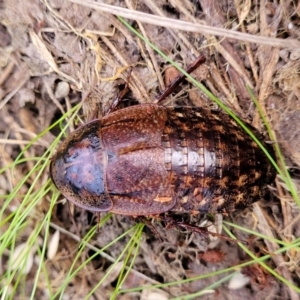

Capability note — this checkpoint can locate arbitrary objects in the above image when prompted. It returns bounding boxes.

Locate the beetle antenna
[154,55,206,104]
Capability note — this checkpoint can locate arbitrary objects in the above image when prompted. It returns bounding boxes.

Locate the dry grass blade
[68,0,300,49]
[29,31,80,87]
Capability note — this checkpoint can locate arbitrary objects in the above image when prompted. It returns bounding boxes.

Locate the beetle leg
[105,67,133,115]
[65,201,83,238]
[96,212,102,233]
[160,214,247,245]
[154,55,206,104]
[136,216,163,242]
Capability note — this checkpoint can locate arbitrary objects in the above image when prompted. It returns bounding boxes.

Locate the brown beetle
[50,56,275,220]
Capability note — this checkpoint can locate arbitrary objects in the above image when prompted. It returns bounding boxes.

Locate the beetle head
[50,121,113,212]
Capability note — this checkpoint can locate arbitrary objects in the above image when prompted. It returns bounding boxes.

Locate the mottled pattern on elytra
[163,107,275,213]
[50,104,275,216]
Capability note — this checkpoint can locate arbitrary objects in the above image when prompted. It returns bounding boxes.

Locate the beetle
[50,56,275,223]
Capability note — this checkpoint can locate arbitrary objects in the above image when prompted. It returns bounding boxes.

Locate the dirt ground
[1,0,300,299]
